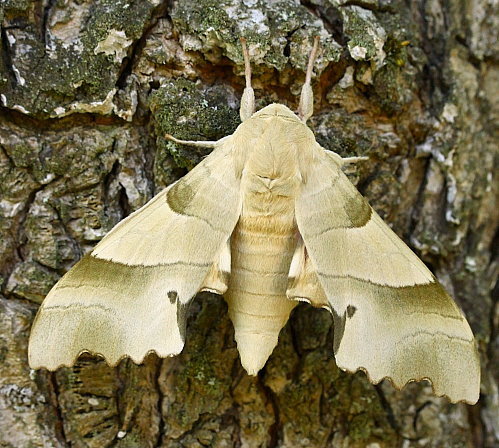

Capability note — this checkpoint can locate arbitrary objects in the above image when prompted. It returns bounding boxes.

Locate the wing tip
[336,364,480,405]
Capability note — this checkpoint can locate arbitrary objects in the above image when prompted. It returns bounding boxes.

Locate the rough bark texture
[0,0,497,447]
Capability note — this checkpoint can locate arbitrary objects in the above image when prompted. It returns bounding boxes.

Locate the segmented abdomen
[225,192,298,374]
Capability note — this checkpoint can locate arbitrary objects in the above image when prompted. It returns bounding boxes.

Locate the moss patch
[1,0,159,117]
[149,79,240,170]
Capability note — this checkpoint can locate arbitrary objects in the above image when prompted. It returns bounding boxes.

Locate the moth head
[251,103,302,121]
[238,102,315,144]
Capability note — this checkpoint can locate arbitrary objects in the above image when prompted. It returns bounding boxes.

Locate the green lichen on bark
[262,307,398,447]
[0,120,152,305]
[149,79,240,170]
[0,0,497,447]
[160,295,238,441]
[341,5,387,67]
[1,0,159,117]
[171,0,341,70]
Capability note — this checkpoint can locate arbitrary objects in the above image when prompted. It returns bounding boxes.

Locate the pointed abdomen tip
[235,331,279,375]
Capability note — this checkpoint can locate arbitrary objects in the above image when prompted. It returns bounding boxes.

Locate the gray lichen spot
[340,5,387,70]
[93,29,133,62]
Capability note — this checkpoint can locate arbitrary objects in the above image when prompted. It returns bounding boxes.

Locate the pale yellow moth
[29,38,480,404]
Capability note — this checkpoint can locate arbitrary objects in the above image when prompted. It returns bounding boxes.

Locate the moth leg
[164,134,217,148]
[324,149,369,166]
[298,36,320,123]
[341,156,369,164]
[239,37,255,121]
[200,239,231,295]
[287,237,330,310]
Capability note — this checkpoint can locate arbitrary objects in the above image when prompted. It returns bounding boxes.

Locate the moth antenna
[164,134,217,148]
[298,36,320,123]
[239,37,255,121]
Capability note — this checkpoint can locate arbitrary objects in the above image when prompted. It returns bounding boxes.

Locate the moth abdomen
[225,191,298,375]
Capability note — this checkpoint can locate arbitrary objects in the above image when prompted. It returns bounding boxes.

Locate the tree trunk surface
[0,0,497,447]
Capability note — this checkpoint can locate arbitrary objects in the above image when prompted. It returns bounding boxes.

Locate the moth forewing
[28,142,243,370]
[293,153,480,404]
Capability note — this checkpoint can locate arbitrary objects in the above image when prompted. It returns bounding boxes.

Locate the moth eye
[168,291,178,304]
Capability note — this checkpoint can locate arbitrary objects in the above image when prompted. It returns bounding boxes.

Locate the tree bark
[0,0,497,447]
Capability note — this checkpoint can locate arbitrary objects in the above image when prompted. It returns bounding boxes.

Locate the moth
[29,38,480,404]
